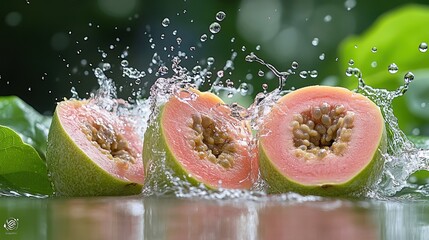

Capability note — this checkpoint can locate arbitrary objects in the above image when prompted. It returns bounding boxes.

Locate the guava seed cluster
[189,114,236,168]
[291,102,355,160]
[82,121,137,165]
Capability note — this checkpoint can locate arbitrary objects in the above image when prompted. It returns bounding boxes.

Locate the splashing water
[88,47,429,201]
[50,9,429,202]
[349,69,429,199]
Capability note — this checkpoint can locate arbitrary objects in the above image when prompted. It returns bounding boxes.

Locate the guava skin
[46,101,143,197]
[258,86,387,197]
[259,130,386,197]
[142,89,258,192]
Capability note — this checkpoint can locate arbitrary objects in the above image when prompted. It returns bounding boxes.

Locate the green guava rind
[142,90,257,191]
[142,104,203,190]
[46,103,143,197]
[259,129,386,197]
[258,87,387,197]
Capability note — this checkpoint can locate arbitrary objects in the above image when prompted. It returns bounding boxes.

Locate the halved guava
[259,85,386,196]
[46,99,144,196]
[143,89,258,190]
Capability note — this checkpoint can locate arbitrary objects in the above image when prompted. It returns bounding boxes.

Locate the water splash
[343,68,429,198]
[57,7,429,202]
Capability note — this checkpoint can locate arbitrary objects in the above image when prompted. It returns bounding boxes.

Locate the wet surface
[0,196,428,240]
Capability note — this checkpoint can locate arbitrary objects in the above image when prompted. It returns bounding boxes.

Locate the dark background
[1,0,428,115]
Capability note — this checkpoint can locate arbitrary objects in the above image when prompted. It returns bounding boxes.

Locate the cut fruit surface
[259,85,386,196]
[143,89,258,190]
[46,99,144,196]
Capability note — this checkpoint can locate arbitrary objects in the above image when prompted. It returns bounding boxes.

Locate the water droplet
[121,60,129,67]
[200,34,208,42]
[240,83,249,95]
[209,22,221,34]
[412,128,421,136]
[388,63,399,74]
[162,18,170,27]
[371,61,377,68]
[256,45,261,51]
[311,38,319,46]
[109,45,115,50]
[299,71,308,78]
[241,46,246,51]
[348,59,355,66]
[176,37,182,45]
[102,63,111,71]
[192,65,202,74]
[345,67,362,79]
[371,47,377,53]
[324,15,332,22]
[158,66,169,75]
[245,53,256,62]
[404,71,414,83]
[217,70,224,78]
[173,30,178,36]
[262,83,268,92]
[94,68,105,78]
[230,37,235,43]
[226,79,234,88]
[190,46,196,51]
[83,36,88,41]
[291,61,299,69]
[258,70,264,77]
[419,42,428,53]
[310,70,318,78]
[206,71,213,79]
[227,92,234,98]
[344,0,356,11]
[216,11,226,21]
[319,53,325,60]
[207,57,215,66]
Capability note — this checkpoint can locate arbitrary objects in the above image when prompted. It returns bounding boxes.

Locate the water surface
[1,196,428,240]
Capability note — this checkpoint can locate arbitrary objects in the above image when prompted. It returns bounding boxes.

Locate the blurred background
[1,0,429,135]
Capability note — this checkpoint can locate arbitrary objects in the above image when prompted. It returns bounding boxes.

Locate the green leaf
[0,126,53,196]
[338,4,429,134]
[0,96,51,159]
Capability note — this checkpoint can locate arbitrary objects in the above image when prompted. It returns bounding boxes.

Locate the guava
[259,85,386,196]
[46,99,144,196]
[143,88,258,190]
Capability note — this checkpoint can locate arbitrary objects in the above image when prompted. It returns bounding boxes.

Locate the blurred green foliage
[0,96,51,158]
[338,5,429,135]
